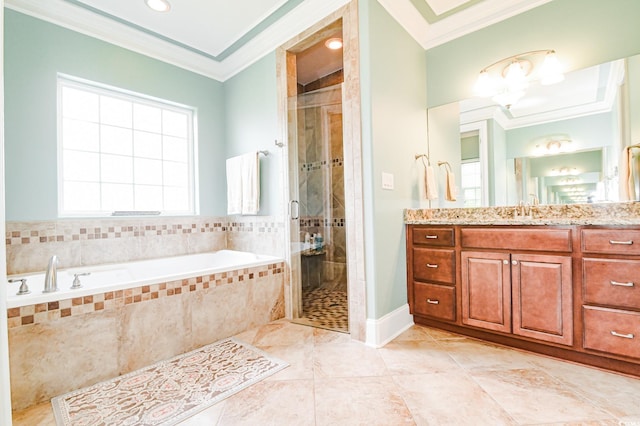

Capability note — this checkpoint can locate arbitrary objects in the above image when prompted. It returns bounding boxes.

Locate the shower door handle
[290,200,300,220]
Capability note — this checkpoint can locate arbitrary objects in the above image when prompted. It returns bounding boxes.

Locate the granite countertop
[404,202,640,226]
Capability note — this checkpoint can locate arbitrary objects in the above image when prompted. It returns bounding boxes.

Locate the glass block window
[58,75,197,216]
[461,160,482,207]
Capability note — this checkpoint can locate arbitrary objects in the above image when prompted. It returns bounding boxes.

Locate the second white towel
[226,151,260,215]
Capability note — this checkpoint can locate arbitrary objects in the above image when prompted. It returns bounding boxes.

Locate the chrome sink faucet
[43,255,59,293]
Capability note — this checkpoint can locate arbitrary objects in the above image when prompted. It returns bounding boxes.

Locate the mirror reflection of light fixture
[145,0,171,12]
[474,50,565,109]
[550,166,579,176]
[533,137,573,156]
[325,38,343,50]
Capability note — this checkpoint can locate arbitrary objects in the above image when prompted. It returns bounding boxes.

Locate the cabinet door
[461,251,511,332]
[511,254,573,345]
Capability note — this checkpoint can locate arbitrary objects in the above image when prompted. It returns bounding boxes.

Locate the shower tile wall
[298,85,346,293]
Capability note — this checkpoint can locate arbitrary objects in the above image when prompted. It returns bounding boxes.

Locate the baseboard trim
[365,304,414,348]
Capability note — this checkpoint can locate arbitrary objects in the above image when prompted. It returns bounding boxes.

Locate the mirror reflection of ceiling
[5,0,552,80]
[460,59,624,130]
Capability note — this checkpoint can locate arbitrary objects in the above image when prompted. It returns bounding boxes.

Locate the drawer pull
[611,331,634,339]
[426,299,440,305]
[610,280,635,287]
[609,240,633,245]
[425,235,438,239]
[426,264,439,268]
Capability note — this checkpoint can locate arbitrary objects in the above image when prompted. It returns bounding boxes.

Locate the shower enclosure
[288,84,348,332]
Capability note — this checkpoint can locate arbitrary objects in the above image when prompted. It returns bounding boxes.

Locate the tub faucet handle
[72,272,91,289]
[9,278,30,295]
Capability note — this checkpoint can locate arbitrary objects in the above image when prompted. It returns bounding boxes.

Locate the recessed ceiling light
[325,38,343,50]
[145,0,171,12]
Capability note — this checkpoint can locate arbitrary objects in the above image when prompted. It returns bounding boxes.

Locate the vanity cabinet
[407,224,640,377]
[407,226,455,321]
[581,229,640,361]
[460,228,573,346]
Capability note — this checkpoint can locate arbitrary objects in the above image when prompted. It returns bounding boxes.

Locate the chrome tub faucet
[43,255,59,293]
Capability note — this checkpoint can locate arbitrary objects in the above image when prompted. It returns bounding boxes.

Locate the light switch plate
[382,172,394,190]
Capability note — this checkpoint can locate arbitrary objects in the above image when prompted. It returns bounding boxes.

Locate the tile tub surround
[7,261,285,410]
[405,201,640,225]
[6,215,285,275]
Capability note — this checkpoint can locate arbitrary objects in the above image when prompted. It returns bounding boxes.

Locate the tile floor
[295,287,349,333]
[12,320,640,425]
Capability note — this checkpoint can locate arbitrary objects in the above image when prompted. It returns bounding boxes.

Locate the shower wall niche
[297,84,346,293]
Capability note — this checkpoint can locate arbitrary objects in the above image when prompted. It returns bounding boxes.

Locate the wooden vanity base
[407,224,640,378]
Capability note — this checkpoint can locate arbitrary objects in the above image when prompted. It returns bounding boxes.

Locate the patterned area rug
[51,338,288,426]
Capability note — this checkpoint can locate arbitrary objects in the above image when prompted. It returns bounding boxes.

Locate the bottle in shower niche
[315,232,323,253]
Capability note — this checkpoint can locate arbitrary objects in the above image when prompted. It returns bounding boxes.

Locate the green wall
[223,53,281,216]
[426,0,640,108]
[359,0,428,319]
[4,10,226,220]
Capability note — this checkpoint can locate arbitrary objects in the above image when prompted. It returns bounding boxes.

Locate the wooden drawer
[582,229,640,255]
[583,306,640,359]
[583,258,640,308]
[413,282,455,321]
[461,228,572,252]
[412,248,455,284]
[412,227,454,247]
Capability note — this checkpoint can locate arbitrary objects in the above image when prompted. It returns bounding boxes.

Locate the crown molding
[5,0,349,82]
[216,0,350,81]
[378,0,552,50]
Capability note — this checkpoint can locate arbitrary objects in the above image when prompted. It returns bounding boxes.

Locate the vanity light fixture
[145,0,171,12]
[532,136,573,157]
[550,166,579,177]
[325,38,343,50]
[474,50,564,109]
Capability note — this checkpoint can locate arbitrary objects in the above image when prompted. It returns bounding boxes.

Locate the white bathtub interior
[7,249,281,308]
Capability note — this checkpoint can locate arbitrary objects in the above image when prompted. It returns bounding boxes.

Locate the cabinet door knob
[611,331,634,339]
[610,280,634,287]
[511,260,518,266]
[426,264,438,268]
[425,235,438,239]
[609,240,633,245]
[503,260,509,265]
[426,299,440,305]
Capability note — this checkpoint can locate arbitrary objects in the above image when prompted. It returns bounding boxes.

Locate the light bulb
[474,70,494,97]
[539,51,564,85]
[145,0,171,12]
[504,60,528,90]
[325,38,343,50]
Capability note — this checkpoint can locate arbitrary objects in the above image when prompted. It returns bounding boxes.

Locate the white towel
[439,162,457,202]
[241,152,260,215]
[226,152,261,215]
[445,169,457,202]
[620,146,635,201]
[421,158,438,200]
[226,155,243,215]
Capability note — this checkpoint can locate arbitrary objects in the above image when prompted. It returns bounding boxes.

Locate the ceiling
[5,0,552,82]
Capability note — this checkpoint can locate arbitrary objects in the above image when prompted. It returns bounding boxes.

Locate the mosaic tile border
[225,221,285,233]
[6,220,226,246]
[6,216,287,247]
[300,157,344,172]
[7,262,284,328]
[300,217,345,227]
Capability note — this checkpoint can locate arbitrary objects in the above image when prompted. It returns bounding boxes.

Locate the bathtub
[6,249,282,309]
[7,248,286,410]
